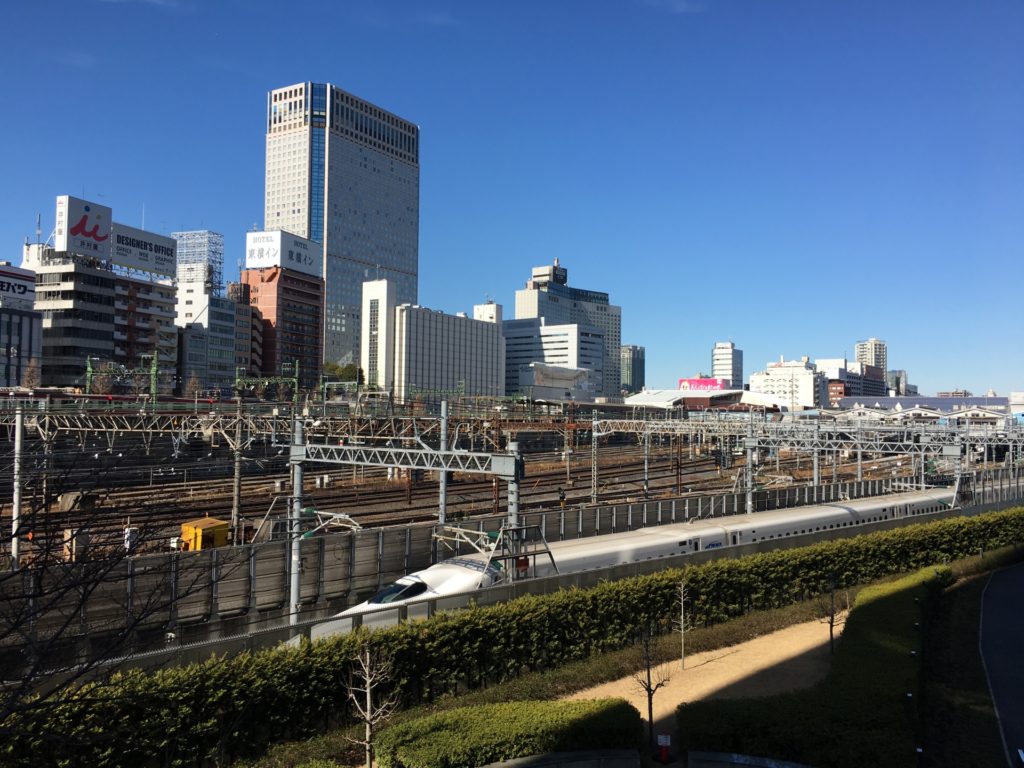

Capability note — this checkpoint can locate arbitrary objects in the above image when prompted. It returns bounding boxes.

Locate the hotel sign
[245,230,322,279]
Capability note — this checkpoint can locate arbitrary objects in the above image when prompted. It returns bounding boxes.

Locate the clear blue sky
[2,0,1021,395]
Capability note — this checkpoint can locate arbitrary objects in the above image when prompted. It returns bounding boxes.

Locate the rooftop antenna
[35,214,42,245]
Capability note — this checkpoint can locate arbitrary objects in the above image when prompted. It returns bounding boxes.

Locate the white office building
[711,341,743,388]
[360,279,397,391]
[265,82,419,366]
[503,318,605,399]
[515,259,620,397]
[748,356,828,410]
[360,280,503,403]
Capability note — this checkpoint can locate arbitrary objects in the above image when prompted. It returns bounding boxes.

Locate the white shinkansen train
[332,487,956,621]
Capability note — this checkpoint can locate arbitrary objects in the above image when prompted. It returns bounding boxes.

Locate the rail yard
[1,395,1023,674]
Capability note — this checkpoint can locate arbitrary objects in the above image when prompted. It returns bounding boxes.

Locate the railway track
[6,442,918,555]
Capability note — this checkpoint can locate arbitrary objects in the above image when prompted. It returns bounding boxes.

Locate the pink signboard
[677,378,728,391]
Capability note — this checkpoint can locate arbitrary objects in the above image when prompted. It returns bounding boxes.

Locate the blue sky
[2,0,1022,395]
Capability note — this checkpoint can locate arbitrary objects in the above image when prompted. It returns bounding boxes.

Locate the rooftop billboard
[678,377,729,391]
[55,196,112,259]
[245,230,322,279]
[110,223,177,276]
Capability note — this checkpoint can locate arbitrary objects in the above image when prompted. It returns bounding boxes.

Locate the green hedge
[675,565,952,767]
[374,699,642,768]
[2,507,1021,767]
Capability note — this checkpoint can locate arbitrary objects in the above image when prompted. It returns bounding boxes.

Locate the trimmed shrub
[374,699,643,768]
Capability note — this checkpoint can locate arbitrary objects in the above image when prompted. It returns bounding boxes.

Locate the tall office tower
[265,82,419,366]
[620,345,645,393]
[515,259,621,397]
[855,337,887,372]
[711,341,743,388]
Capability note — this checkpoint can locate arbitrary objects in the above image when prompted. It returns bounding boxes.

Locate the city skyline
[1,1,1020,395]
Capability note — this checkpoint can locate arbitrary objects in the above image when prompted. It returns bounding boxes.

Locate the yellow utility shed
[180,517,230,551]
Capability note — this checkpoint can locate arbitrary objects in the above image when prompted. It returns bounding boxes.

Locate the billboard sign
[0,266,35,311]
[245,230,322,278]
[678,377,729,391]
[55,195,112,258]
[110,223,177,276]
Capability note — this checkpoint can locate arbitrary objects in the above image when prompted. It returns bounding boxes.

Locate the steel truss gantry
[589,417,1024,506]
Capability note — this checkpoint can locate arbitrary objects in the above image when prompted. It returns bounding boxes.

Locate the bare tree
[20,359,41,389]
[673,574,692,670]
[0,439,229,747]
[89,362,120,396]
[631,621,672,749]
[184,372,202,399]
[346,644,400,768]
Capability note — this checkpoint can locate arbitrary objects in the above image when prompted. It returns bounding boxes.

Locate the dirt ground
[564,617,845,765]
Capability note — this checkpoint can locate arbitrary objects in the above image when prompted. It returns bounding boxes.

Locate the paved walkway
[981,562,1024,768]
[565,618,843,765]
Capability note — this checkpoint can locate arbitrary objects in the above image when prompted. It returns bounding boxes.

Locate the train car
[334,487,956,619]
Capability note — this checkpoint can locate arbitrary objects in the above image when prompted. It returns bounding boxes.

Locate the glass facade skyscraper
[265,82,419,365]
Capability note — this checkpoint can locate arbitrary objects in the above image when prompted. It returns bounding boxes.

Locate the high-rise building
[265,81,419,366]
[711,341,743,388]
[620,345,645,393]
[514,259,621,397]
[855,337,887,372]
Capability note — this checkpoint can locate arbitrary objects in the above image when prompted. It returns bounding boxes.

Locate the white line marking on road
[1017,747,1023,763]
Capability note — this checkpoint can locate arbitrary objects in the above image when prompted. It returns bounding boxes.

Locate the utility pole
[439,400,448,525]
[231,397,243,545]
[11,406,23,570]
[289,413,304,629]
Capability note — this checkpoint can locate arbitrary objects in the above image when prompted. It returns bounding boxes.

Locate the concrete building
[173,230,223,295]
[240,266,323,388]
[748,356,828,410]
[503,318,604,399]
[620,345,645,394]
[177,324,208,395]
[514,259,621,397]
[265,82,419,367]
[711,341,743,388]
[855,337,887,372]
[392,304,504,403]
[0,262,42,387]
[24,196,179,390]
[25,244,116,388]
[227,282,264,376]
[174,230,224,328]
[112,274,177,390]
